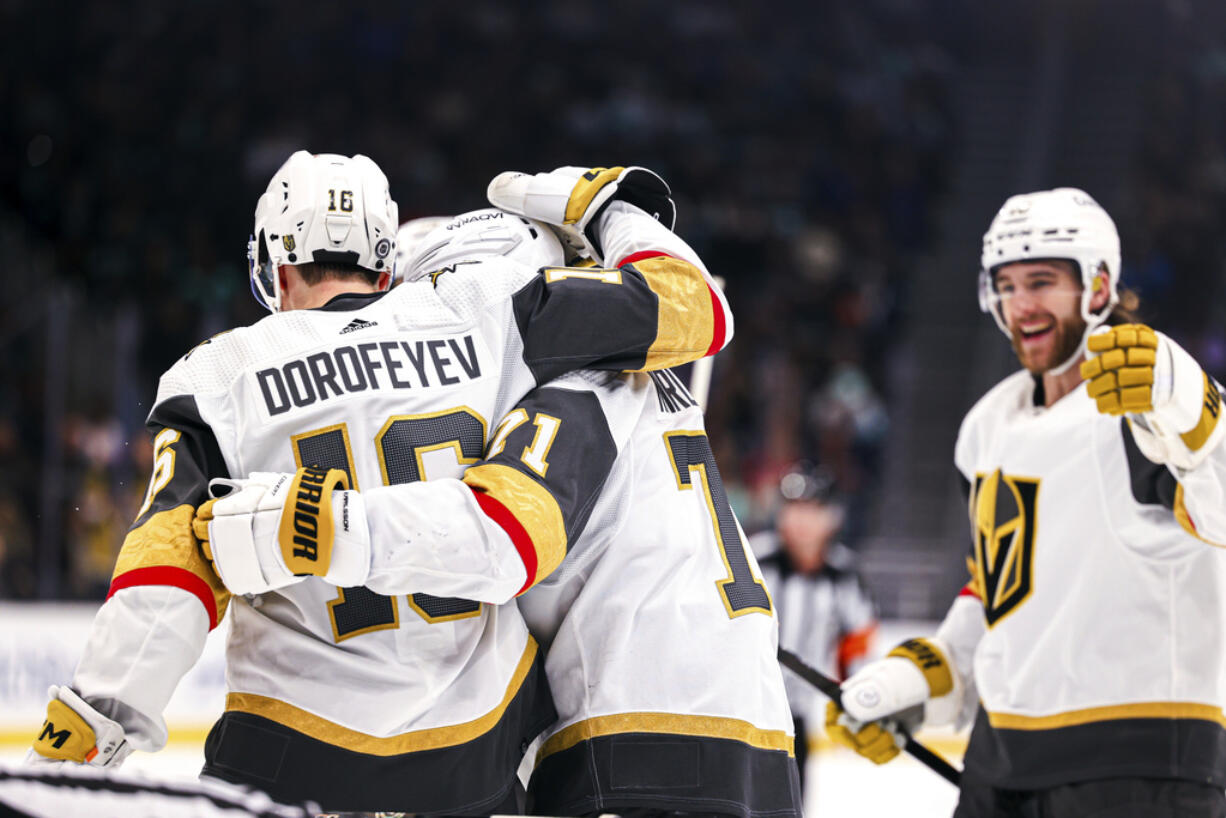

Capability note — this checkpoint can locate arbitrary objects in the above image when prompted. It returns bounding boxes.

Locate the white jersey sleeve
[1172,448,1226,546]
[356,370,645,602]
[71,386,233,751]
[931,593,984,730]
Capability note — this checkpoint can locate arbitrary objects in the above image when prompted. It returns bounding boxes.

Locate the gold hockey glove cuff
[195,468,369,596]
[887,638,954,698]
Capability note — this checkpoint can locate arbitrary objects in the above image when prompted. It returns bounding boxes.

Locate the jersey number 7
[664,431,771,617]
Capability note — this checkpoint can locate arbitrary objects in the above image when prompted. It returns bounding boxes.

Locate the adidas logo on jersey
[340,318,378,335]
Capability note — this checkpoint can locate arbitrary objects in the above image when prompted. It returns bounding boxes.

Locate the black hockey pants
[953,776,1226,818]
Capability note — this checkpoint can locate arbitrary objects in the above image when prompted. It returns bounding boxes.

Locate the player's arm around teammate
[196,368,641,604]
[196,166,735,604]
[29,161,734,771]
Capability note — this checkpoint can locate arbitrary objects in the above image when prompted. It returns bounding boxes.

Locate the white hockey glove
[486,165,675,265]
[192,467,371,596]
[1082,324,1224,470]
[28,686,133,767]
[825,638,961,765]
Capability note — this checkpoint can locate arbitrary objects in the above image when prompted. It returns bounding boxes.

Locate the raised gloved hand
[28,685,132,767]
[193,467,370,595]
[825,638,958,765]
[486,166,675,264]
[1081,324,1223,469]
[1081,324,1160,415]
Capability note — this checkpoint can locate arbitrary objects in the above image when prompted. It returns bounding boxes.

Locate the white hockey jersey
[68,209,733,812]
[345,368,801,817]
[936,368,1226,789]
[518,370,800,817]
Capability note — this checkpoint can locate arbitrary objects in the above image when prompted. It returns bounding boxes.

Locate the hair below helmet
[401,208,565,284]
[248,151,399,312]
[978,187,1121,374]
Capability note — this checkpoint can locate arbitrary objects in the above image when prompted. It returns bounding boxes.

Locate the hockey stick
[777,647,962,786]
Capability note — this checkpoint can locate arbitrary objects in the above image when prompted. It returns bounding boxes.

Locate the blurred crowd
[2,1,1222,600]
[1125,14,1226,375]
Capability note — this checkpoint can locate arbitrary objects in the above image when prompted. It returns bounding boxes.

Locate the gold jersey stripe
[563,167,624,225]
[627,256,716,372]
[112,504,231,621]
[463,463,567,581]
[1179,373,1221,452]
[537,712,794,764]
[987,701,1226,731]
[225,637,539,756]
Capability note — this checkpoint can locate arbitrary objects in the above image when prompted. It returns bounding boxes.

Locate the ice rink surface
[2,741,963,817]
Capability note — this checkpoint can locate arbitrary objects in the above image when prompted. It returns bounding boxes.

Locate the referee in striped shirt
[751,463,878,796]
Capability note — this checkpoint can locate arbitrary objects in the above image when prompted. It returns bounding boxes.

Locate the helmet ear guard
[248,228,280,311]
[249,151,399,312]
[979,188,1121,374]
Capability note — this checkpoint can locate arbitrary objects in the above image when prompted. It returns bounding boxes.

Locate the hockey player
[825,187,1226,817]
[197,182,803,818]
[749,463,876,795]
[28,154,733,814]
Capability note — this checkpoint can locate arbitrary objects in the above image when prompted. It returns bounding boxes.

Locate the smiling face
[992,260,1088,374]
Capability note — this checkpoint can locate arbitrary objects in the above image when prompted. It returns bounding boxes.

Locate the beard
[1010,312,1087,374]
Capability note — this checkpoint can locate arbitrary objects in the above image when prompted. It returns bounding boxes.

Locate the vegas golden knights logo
[969,469,1039,627]
[282,234,296,252]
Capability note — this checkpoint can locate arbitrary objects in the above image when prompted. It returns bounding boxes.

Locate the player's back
[518,369,800,817]
[160,269,551,811]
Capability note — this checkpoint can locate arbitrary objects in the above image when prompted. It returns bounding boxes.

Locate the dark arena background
[3,1,1226,814]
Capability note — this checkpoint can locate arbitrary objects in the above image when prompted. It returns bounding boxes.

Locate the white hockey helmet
[401,208,565,284]
[248,151,399,312]
[393,216,453,285]
[979,187,1121,372]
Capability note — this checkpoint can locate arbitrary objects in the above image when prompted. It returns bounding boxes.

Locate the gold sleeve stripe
[626,255,717,371]
[537,712,794,764]
[225,637,539,755]
[109,504,230,629]
[1173,483,1226,548]
[988,701,1226,731]
[462,463,567,590]
[1179,373,1222,452]
[563,167,624,225]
